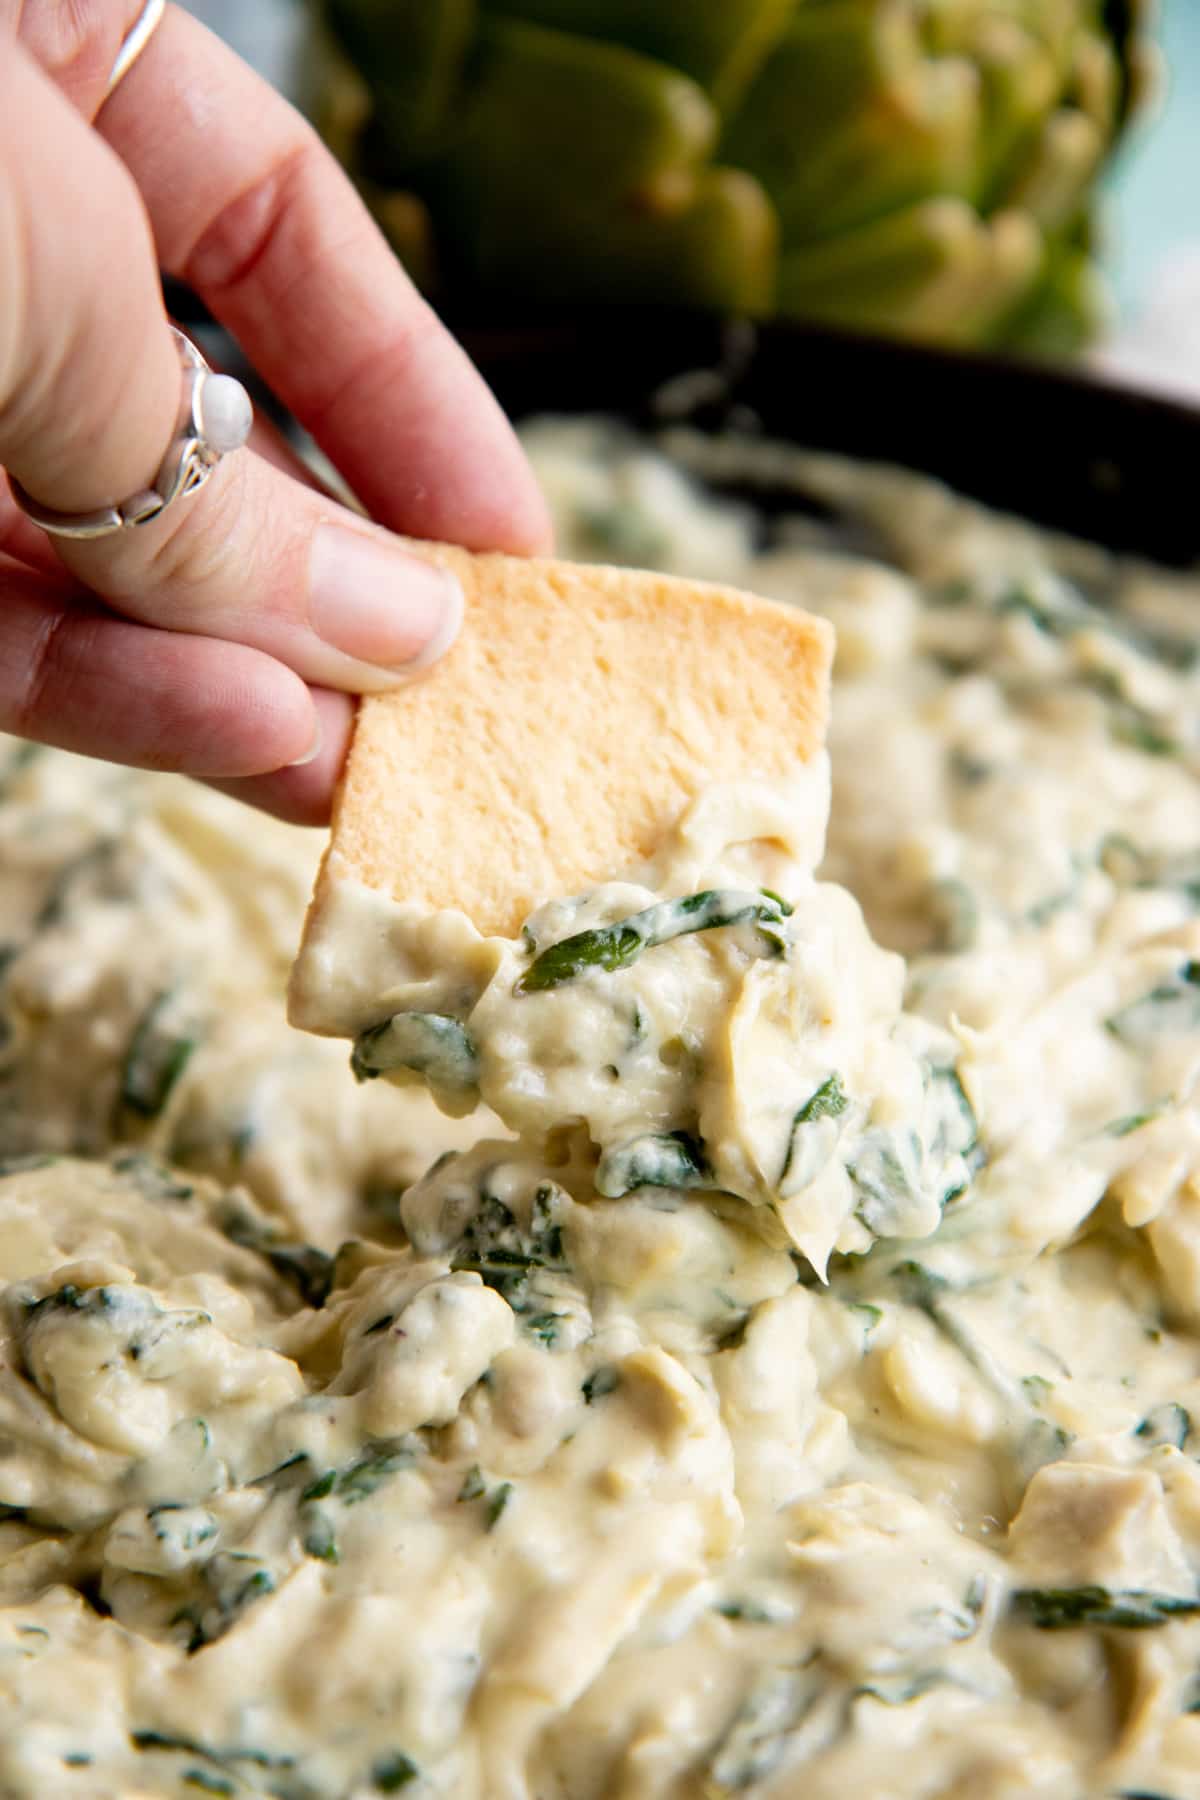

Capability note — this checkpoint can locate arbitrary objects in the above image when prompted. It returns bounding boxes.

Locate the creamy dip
[1,421,1200,1799]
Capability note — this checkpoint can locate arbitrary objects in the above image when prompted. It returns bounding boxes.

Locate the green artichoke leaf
[1001,233,1103,355]
[441,17,717,197]
[551,165,774,313]
[478,0,794,109]
[721,8,982,243]
[325,0,477,163]
[1000,108,1105,234]
[777,197,1042,346]
[422,18,774,309]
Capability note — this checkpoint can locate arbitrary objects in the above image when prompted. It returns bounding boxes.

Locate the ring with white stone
[8,327,253,542]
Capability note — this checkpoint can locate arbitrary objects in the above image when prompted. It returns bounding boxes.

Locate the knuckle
[14,603,88,739]
[136,456,249,597]
[15,0,125,103]
[183,135,320,300]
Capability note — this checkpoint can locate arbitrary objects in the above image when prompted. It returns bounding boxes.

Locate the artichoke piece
[595,1131,711,1198]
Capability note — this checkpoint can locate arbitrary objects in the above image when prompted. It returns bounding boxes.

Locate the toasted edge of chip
[289,541,832,1034]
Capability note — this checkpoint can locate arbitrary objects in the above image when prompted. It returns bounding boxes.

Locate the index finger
[98,6,551,555]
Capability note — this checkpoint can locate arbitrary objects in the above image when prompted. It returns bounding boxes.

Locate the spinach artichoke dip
[2,421,1200,1800]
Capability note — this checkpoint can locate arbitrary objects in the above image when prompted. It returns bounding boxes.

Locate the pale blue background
[1106,2,1200,312]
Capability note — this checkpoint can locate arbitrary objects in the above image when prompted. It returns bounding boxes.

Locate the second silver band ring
[106,0,166,100]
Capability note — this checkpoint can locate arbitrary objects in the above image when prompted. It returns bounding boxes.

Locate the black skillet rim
[450,306,1200,569]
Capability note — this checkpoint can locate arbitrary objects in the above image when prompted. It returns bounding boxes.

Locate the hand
[0,2,551,823]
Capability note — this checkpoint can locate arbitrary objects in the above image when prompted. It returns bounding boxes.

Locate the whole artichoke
[318,0,1156,350]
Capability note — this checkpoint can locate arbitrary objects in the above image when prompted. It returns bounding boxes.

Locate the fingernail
[310,522,464,677]
[287,710,323,768]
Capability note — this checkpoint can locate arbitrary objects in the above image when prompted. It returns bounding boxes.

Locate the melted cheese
[0,424,1199,1798]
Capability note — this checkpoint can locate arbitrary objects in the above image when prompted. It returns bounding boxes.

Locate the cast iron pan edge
[452,307,1200,568]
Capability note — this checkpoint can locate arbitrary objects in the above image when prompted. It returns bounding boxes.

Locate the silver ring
[9,327,253,542]
[105,0,166,100]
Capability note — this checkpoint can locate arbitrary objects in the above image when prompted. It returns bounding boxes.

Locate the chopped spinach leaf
[1106,962,1200,1047]
[713,1597,788,1624]
[1135,1403,1191,1451]
[1101,836,1200,912]
[456,1466,486,1503]
[582,1366,619,1404]
[516,889,791,993]
[0,741,41,795]
[130,1728,297,1786]
[486,1482,513,1530]
[177,1557,275,1651]
[704,1668,821,1793]
[351,1012,479,1100]
[714,1311,752,1351]
[525,1311,563,1347]
[758,889,795,916]
[109,1152,195,1203]
[0,1152,60,1179]
[300,1441,418,1508]
[926,878,978,953]
[1015,1416,1072,1485]
[577,501,668,566]
[1012,1585,1200,1630]
[994,576,1088,639]
[249,1452,308,1491]
[849,1133,924,1235]
[36,839,120,930]
[372,1750,420,1791]
[851,1669,949,1707]
[182,1774,233,1797]
[217,1203,334,1309]
[1081,670,1179,758]
[596,1130,711,1198]
[890,1262,1013,1401]
[22,1281,98,1319]
[793,1073,849,1127]
[450,1184,568,1308]
[847,1301,883,1339]
[947,747,993,786]
[299,1442,419,1569]
[1106,1110,1162,1137]
[302,1511,339,1565]
[119,991,199,1119]
[779,1074,849,1189]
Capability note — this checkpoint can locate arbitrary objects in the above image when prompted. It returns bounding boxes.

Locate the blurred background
[183,0,1198,398]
